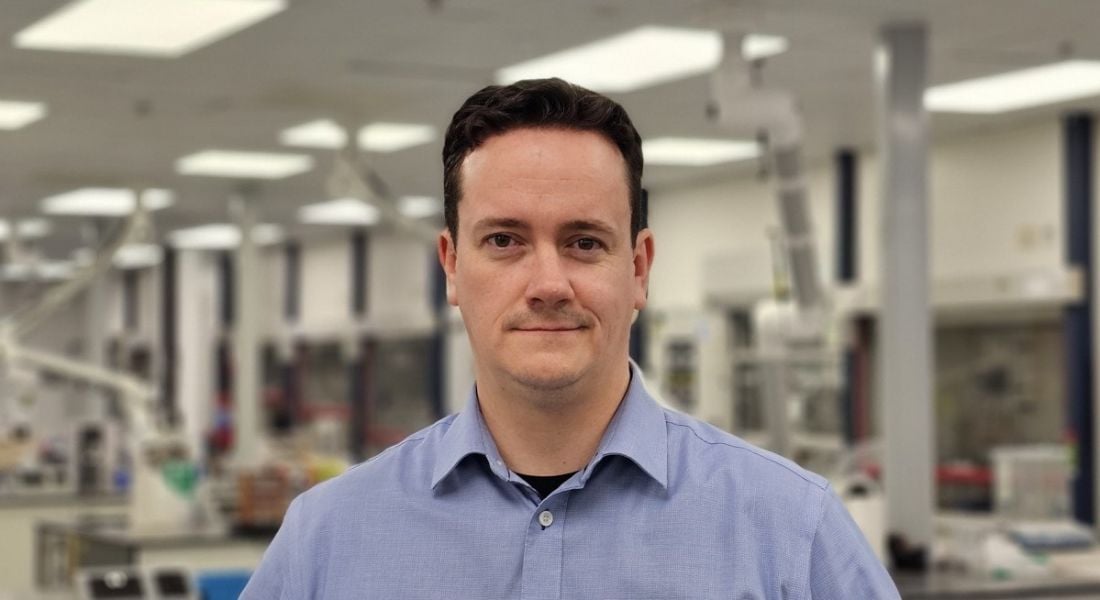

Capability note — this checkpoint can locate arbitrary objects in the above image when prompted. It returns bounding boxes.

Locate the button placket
[520,496,567,599]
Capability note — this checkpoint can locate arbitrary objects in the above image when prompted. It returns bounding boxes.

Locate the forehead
[458,128,630,227]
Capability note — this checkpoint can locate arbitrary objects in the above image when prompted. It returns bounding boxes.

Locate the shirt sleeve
[807,487,900,599]
[240,493,306,600]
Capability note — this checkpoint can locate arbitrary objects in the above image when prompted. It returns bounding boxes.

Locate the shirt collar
[582,360,668,489]
[430,360,668,491]
[430,387,508,489]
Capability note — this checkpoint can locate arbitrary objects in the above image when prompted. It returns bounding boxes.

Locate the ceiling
[2,0,1100,257]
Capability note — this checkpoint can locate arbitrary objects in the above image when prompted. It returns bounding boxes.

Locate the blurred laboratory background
[2,1,1100,598]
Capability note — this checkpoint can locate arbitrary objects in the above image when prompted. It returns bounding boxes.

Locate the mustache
[505,310,593,330]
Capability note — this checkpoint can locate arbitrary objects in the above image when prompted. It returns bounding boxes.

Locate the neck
[476,362,631,476]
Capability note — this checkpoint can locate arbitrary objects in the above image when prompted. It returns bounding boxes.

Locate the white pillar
[877,23,935,551]
[231,195,263,466]
[174,250,216,459]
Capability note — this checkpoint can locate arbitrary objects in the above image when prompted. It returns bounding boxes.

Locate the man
[242,78,899,599]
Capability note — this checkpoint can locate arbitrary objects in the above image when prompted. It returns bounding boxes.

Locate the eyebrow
[471,218,528,234]
[470,217,619,238]
[560,219,617,237]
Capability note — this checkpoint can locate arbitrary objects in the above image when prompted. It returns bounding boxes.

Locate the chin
[505,359,588,392]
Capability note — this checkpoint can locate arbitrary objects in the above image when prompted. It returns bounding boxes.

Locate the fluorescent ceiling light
[496,26,722,93]
[38,261,74,280]
[13,0,286,58]
[358,123,436,153]
[643,137,759,166]
[280,119,436,152]
[176,150,313,179]
[2,261,74,281]
[280,119,347,149]
[399,196,442,219]
[142,188,174,209]
[169,223,281,250]
[0,264,32,281]
[252,224,285,245]
[113,243,163,269]
[0,218,51,241]
[742,34,788,61]
[0,100,47,130]
[300,198,380,226]
[41,187,174,216]
[926,60,1100,113]
[170,224,240,250]
[17,219,52,239]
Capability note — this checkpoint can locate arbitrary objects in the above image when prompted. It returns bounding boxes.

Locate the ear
[631,229,655,311]
[437,229,459,306]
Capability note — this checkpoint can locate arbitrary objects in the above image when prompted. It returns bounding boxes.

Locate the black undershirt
[517,472,577,499]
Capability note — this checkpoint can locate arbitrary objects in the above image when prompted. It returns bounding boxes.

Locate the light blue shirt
[242,365,899,599]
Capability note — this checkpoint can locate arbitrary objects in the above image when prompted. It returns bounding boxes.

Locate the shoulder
[663,407,828,491]
[660,407,830,530]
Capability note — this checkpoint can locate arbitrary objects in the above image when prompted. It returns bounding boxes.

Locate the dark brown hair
[442,78,644,245]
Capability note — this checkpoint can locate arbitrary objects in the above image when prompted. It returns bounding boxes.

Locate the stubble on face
[443,127,649,408]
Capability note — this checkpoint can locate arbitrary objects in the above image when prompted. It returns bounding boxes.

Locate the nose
[524,246,575,309]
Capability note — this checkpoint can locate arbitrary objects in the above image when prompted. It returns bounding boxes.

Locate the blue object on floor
[196,570,252,600]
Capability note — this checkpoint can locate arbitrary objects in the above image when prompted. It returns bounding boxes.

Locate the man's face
[439,127,654,393]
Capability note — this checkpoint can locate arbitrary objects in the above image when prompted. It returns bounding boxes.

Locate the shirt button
[538,510,554,528]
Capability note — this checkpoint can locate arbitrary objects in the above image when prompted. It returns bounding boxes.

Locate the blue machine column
[160,245,177,427]
[1064,112,1095,525]
[876,23,934,560]
[349,230,369,462]
[835,149,859,445]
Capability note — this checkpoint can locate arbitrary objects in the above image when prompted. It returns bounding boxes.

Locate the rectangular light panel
[280,119,347,149]
[17,219,52,239]
[14,0,286,58]
[114,243,163,269]
[398,196,442,219]
[358,123,436,153]
[0,264,31,281]
[41,188,174,216]
[643,137,759,166]
[169,223,282,249]
[169,224,239,250]
[0,100,47,130]
[252,224,285,245]
[1,261,74,281]
[926,60,1100,113]
[39,261,74,280]
[742,34,789,61]
[300,198,380,226]
[496,26,723,93]
[176,150,313,179]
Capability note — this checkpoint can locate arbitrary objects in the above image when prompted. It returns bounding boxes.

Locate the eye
[490,233,515,248]
[572,237,603,251]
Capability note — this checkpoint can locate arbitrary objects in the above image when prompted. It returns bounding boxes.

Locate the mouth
[513,326,586,333]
